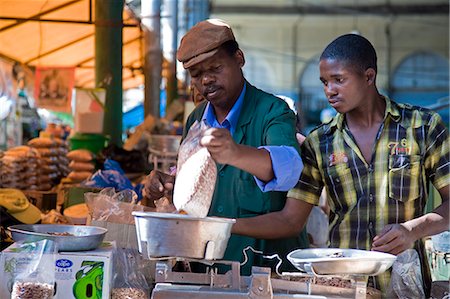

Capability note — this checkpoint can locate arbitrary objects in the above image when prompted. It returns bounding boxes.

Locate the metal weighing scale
[132,213,393,299]
[150,257,372,299]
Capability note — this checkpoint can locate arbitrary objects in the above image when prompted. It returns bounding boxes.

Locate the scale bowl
[287,248,397,276]
[132,211,235,260]
[8,224,107,251]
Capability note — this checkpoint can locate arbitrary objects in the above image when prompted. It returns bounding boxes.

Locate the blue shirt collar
[202,82,246,136]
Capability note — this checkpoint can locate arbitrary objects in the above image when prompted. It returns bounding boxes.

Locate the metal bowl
[148,135,181,154]
[8,224,107,251]
[132,211,235,260]
[287,248,397,276]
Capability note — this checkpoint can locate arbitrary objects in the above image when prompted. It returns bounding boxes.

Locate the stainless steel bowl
[148,135,181,153]
[287,248,397,276]
[8,224,107,251]
[132,211,235,260]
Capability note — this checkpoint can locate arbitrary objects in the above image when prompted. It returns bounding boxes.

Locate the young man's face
[319,58,372,114]
[188,47,245,110]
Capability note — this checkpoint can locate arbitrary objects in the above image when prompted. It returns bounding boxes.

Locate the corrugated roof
[0,0,144,90]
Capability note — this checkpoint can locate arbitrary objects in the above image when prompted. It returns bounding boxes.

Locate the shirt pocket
[388,154,422,202]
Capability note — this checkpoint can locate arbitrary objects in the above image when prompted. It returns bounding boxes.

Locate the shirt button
[368,165,374,173]
[368,222,373,229]
[219,171,224,177]
[217,206,224,213]
[335,178,340,183]
[369,194,374,202]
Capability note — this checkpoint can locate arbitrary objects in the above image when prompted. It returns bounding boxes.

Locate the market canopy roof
[0,0,144,90]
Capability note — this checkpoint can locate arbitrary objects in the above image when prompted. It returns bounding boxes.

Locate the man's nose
[324,83,337,98]
[201,72,215,85]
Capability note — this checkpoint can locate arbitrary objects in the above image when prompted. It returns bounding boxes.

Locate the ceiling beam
[211,4,449,16]
[0,0,83,33]
[0,17,138,27]
[0,53,19,64]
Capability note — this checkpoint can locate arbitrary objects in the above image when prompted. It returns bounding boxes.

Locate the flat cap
[177,19,235,69]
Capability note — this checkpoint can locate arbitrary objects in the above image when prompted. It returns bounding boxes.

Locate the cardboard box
[0,241,115,299]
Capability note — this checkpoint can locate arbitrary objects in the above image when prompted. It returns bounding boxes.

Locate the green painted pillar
[95,0,123,146]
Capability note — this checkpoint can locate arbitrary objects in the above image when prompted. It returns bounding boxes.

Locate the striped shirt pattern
[288,96,450,291]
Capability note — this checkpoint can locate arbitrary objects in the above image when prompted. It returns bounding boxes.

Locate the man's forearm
[405,196,449,241]
[232,198,313,239]
[229,145,274,182]
[233,212,301,239]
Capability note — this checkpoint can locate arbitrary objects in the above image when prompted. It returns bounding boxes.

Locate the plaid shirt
[288,96,450,292]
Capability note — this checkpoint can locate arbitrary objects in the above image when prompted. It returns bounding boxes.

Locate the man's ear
[366,68,376,85]
[235,49,245,67]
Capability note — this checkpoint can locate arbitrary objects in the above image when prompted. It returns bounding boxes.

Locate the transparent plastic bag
[172,120,217,217]
[85,187,148,224]
[111,248,150,299]
[388,249,425,299]
[7,240,57,299]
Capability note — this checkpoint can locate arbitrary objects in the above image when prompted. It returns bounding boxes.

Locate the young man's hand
[296,133,306,146]
[371,223,416,255]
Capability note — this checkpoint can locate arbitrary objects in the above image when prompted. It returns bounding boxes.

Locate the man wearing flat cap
[144,19,308,274]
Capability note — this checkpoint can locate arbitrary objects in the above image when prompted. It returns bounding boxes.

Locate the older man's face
[188,47,245,111]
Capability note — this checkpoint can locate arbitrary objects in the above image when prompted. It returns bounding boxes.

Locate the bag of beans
[69,160,95,172]
[67,149,93,162]
[68,171,92,182]
[111,248,150,299]
[7,240,56,299]
[172,120,217,217]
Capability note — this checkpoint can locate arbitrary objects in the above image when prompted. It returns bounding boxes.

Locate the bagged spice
[172,120,217,217]
[111,248,150,299]
[7,240,57,299]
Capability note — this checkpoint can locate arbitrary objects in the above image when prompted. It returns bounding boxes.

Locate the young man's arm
[372,185,449,255]
[232,197,314,239]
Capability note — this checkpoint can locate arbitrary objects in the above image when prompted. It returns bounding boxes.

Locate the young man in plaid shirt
[233,34,449,297]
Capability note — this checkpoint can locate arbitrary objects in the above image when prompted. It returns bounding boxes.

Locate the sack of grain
[172,121,217,217]
[67,149,93,162]
[67,171,92,182]
[27,137,55,148]
[69,161,95,172]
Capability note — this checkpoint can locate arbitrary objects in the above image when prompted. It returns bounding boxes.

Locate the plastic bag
[388,249,425,299]
[172,120,217,217]
[82,159,143,200]
[85,187,149,224]
[111,248,150,299]
[83,170,133,191]
[6,240,57,299]
[104,159,125,174]
[306,206,328,247]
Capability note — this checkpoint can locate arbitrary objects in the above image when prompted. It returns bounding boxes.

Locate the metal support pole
[95,0,123,145]
[165,0,178,107]
[142,0,162,118]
